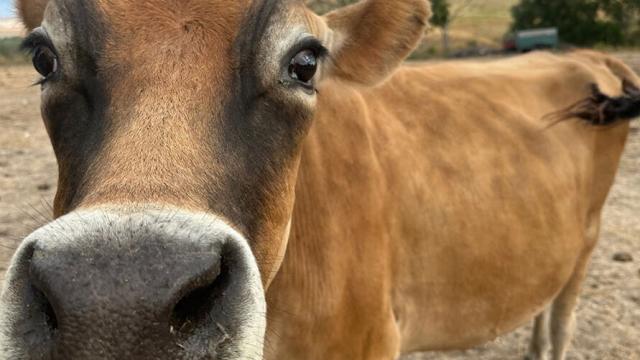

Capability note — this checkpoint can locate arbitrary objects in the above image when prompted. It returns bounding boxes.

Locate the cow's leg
[367,308,402,360]
[549,274,581,360]
[525,308,550,360]
[549,217,601,360]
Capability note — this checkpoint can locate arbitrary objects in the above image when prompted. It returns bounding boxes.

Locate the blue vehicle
[504,28,559,52]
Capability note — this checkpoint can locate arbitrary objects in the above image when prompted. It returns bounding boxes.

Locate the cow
[1,0,639,359]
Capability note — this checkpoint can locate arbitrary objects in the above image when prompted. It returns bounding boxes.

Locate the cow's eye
[32,47,58,79]
[288,49,317,85]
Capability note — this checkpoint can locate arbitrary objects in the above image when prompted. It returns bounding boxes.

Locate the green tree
[430,0,450,28]
[510,0,634,46]
[430,0,474,55]
[601,0,640,45]
[431,0,451,55]
[430,0,451,54]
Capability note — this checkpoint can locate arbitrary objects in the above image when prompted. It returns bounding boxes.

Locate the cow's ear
[16,0,49,30]
[322,0,430,86]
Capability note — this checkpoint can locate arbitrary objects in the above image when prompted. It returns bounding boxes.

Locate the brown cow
[1,0,639,359]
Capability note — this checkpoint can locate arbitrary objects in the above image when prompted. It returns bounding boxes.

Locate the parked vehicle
[504,28,559,52]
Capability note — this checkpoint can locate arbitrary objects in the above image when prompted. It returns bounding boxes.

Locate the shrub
[0,37,28,65]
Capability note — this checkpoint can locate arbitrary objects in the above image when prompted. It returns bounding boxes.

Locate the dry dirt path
[0,58,638,359]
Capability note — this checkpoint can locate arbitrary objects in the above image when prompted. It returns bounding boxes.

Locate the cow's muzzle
[0,207,266,360]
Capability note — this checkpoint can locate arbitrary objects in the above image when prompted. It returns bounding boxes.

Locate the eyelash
[21,31,53,54]
[33,76,47,87]
[21,29,60,85]
[302,43,328,61]
[284,39,328,66]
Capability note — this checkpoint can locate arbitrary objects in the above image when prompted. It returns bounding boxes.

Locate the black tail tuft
[567,80,640,126]
[547,80,640,127]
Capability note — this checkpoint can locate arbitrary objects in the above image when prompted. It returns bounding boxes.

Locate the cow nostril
[170,261,231,335]
[32,286,58,333]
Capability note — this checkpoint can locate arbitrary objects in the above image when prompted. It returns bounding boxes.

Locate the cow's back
[265,52,636,358]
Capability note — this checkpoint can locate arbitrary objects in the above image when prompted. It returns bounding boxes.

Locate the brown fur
[324,0,430,85]
[15,0,48,29]
[13,0,639,358]
[264,51,637,358]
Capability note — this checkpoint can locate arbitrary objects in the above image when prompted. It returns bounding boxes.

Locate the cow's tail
[560,80,640,126]
[546,52,640,127]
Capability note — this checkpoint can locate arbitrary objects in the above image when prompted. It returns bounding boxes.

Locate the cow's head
[0,0,429,358]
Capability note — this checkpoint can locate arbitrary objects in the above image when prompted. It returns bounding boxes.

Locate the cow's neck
[265,78,394,348]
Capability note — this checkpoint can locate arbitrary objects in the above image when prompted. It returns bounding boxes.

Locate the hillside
[418,0,518,56]
[445,0,517,46]
[0,18,22,38]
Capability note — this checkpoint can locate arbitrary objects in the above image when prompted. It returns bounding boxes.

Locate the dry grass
[448,0,518,40]
[420,0,518,56]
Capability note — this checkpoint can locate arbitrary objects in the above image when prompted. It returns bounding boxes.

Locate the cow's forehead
[44,0,294,62]
[40,0,307,114]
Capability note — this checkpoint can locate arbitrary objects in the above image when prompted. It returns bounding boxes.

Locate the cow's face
[0,0,429,358]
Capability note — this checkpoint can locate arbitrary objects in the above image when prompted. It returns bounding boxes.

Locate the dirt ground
[0,56,639,359]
